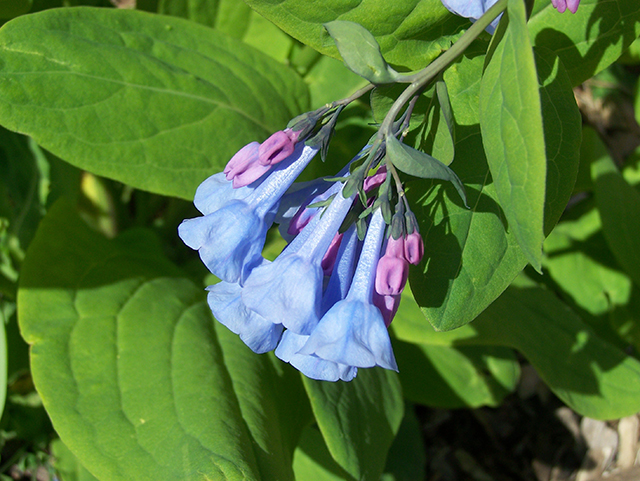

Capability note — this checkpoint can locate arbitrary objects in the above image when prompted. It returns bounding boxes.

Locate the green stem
[379,0,508,139]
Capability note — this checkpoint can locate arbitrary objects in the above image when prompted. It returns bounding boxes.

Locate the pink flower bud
[321,233,344,276]
[373,292,401,327]
[287,204,315,237]
[404,232,424,265]
[363,166,387,192]
[224,142,271,188]
[375,255,409,296]
[385,236,405,259]
[258,130,296,166]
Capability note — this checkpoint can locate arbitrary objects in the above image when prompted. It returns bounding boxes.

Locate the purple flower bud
[375,255,409,296]
[363,166,387,192]
[258,129,297,166]
[321,232,343,276]
[551,0,580,13]
[224,142,271,188]
[372,291,401,327]
[385,236,405,259]
[404,232,424,265]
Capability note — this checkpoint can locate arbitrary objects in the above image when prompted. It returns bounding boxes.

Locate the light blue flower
[298,209,398,372]
[275,330,357,381]
[441,0,502,33]
[179,143,319,283]
[206,272,283,354]
[241,184,356,335]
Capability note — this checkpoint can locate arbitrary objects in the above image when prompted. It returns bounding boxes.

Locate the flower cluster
[179,125,424,381]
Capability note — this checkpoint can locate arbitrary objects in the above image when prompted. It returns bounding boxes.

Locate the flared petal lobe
[207,281,283,354]
[275,330,357,381]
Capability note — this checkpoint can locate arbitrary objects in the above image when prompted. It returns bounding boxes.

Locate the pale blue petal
[193,173,256,215]
[178,200,269,283]
[320,225,359,314]
[275,330,357,381]
[299,299,398,371]
[207,281,283,354]
[242,255,324,335]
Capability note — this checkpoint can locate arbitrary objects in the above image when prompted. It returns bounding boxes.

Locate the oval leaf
[303,368,404,481]
[386,135,467,206]
[592,153,640,289]
[324,20,399,84]
[479,0,546,272]
[0,7,309,200]
[407,41,580,331]
[18,199,309,481]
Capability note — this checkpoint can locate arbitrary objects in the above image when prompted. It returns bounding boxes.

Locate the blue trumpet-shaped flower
[298,209,398,372]
[275,330,357,381]
[206,274,283,354]
[178,143,318,284]
[275,226,362,381]
[241,183,355,335]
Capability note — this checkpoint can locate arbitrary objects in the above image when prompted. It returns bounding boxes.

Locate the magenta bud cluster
[224,129,300,188]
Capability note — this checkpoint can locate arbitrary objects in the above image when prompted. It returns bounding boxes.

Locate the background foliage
[0,0,638,479]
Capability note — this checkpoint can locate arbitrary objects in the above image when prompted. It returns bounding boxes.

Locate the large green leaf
[529,0,640,86]
[18,199,310,481]
[408,45,580,330]
[242,0,468,71]
[0,7,309,200]
[479,0,546,271]
[303,368,403,481]
[393,281,640,419]
[592,153,640,289]
[392,290,519,409]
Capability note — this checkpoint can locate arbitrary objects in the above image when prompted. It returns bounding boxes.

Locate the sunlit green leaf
[479,0,546,271]
[303,368,403,481]
[243,0,467,71]
[0,7,309,200]
[324,20,399,84]
[19,199,309,480]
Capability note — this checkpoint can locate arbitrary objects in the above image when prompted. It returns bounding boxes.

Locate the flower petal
[275,330,357,381]
[299,299,398,371]
[207,281,283,354]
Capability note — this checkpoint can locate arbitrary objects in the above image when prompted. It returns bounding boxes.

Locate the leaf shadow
[533,0,640,85]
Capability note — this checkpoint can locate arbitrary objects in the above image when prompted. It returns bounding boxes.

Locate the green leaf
[479,0,547,271]
[392,290,519,409]
[323,20,399,84]
[51,439,100,481]
[592,153,640,289]
[243,0,468,71]
[395,281,640,419]
[433,80,455,163]
[529,0,640,86]
[386,135,467,205]
[380,405,426,481]
[407,43,580,331]
[293,426,354,481]
[18,199,309,481]
[0,7,309,200]
[474,284,640,420]
[544,203,632,318]
[242,10,295,63]
[0,0,31,19]
[303,368,404,481]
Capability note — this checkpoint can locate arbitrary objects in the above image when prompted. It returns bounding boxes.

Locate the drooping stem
[378,0,508,139]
